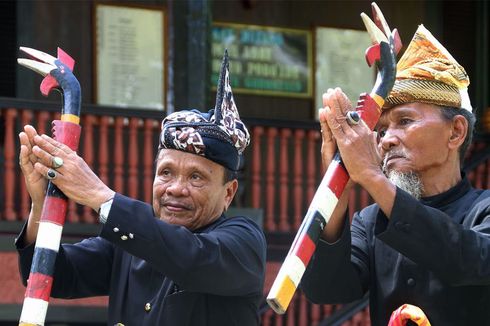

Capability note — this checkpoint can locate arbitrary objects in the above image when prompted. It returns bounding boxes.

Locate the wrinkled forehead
[156,148,225,172]
[377,102,443,127]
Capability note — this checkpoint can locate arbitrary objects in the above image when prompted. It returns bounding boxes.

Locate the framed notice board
[94,3,165,110]
[211,22,313,98]
[315,26,374,119]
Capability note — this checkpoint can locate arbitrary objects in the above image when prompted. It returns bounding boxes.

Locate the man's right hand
[19,125,48,244]
[319,88,354,169]
[319,88,356,243]
[19,125,48,212]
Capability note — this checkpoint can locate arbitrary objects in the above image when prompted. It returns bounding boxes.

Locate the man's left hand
[31,131,115,211]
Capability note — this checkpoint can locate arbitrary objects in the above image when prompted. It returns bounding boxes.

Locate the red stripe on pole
[325,161,349,199]
[293,233,316,266]
[40,197,68,225]
[51,120,81,151]
[358,94,381,129]
[25,272,53,302]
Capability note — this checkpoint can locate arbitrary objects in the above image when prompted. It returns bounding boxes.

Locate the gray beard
[386,170,424,200]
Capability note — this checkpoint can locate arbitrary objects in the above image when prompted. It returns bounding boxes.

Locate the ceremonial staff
[17,47,82,326]
[267,3,402,314]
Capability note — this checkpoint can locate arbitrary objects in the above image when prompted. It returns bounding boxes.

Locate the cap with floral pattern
[159,50,250,171]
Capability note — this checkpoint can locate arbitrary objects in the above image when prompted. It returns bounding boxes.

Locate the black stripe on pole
[31,247,58,276]
[45,182,68,200]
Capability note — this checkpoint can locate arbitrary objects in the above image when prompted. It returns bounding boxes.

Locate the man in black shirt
[302,25,490,325]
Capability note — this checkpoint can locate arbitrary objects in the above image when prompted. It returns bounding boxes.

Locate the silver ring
[52,156,64,169]
[346,111,360,125]
[46,169,57,180]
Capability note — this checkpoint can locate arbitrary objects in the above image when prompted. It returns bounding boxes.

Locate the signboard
[315,27,374,119]
[95,4,165,110]
[211,22,312,98]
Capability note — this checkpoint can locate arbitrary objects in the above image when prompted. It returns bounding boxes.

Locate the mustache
[382,149,407,173]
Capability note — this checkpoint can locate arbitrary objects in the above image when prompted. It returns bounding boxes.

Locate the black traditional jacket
[17,193,266,325]
[302,176,490,325]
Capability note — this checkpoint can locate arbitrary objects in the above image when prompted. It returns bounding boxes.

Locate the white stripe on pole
[19,297,49,326]
[35,222,63,252]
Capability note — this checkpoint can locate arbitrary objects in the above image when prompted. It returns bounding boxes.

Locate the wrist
[97,196,115,224]
[30,203,43,220]
[92,190,116,212]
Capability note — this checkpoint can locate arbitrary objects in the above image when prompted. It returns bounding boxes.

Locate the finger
[333,87,353,112]
[19,132,32,158]
[345,115,370,138]
[33,134,70,156]
[20,131,36,155]
[24,125,42,159]
[345,111,359,125]
[19,131,30,149]
[327,89,349,120]
[19,131,38,165]
[52,156,64,169]
[322,88,337,113]
[329,88,359,130]
[356,117,371,132]
[331,88,365,138]
[324,88,363,140]
[329,88,351,116]
[319,107,333,143]
[324,93,348,134]
[34,162,63,183]
[41,134,73,155]
[32,145,60,169]
[320,107,338,170]
[323,90,342,118]
[19,140,31,165]
[324,106,345,139]
[24,125,39,143]
[19,144,36,175]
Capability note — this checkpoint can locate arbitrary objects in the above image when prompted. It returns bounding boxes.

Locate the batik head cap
[385,24,472,112]
[159,50,250,171]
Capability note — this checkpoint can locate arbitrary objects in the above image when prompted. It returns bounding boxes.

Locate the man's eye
[189,173,206,187]
[377,130,386,138]
[190,173,202,180]
[160,169,171,177]
[399,118,412,125]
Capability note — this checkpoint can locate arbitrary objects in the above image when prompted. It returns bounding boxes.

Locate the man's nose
[379,129,400,152]
[165,177,190,196]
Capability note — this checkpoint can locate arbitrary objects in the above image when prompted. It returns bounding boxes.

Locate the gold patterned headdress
[385,25,472,111]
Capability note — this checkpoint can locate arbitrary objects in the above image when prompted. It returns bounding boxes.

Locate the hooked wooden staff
[17,47,82,326]
[266,2,402,314]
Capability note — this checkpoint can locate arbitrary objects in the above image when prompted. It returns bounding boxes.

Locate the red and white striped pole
[267,2,401,314]
[18,47,82,326]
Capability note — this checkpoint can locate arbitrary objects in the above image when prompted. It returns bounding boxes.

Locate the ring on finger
[52,156,64,169]
[346,111,361,125]
[46,169,57,180]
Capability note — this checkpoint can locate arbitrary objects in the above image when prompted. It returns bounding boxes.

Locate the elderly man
[301,25,490,325]
[16,55,266,325]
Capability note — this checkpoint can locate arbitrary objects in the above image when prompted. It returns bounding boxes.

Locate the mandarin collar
[420,173,471,208]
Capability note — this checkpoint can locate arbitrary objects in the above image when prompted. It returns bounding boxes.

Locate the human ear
[448,115,468,150]
[224,179,238,211]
